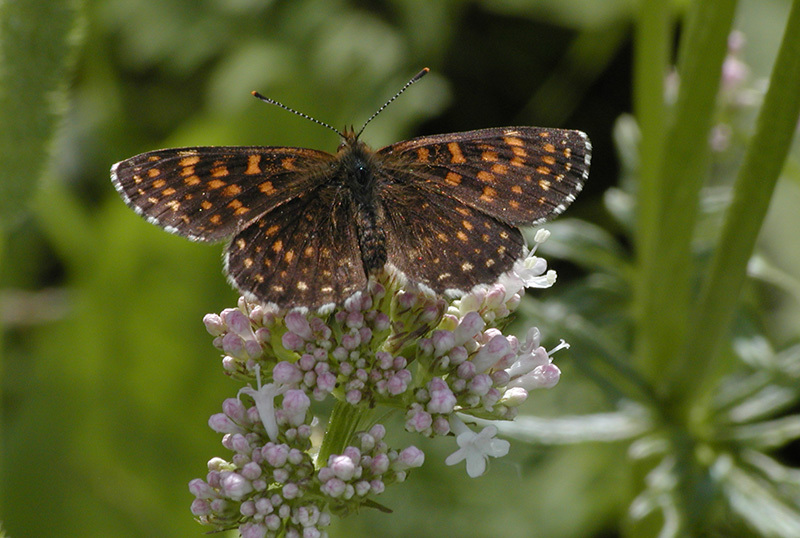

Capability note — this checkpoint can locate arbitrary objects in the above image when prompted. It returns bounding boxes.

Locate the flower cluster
[190,230,568,536]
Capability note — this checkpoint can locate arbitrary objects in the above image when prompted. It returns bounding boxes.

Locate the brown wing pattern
[224,186,367,308]
[111,146,334,242]
[377,174,524,294]
[376,126,591,226]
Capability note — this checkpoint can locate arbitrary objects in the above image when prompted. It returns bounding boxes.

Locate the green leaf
[681,0,800,411]
[0,0,84,228]
[636,0,738,385]
[719,453,800,535]
[494,405,651,444]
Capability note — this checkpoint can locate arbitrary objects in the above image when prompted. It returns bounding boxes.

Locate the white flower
[513,254,556,288]
[498,231,557,294]
[506,332,567,390]
[239,364,288,442]
[444,417,510,477]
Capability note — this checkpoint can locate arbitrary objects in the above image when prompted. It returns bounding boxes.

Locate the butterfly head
[337,126,367,153]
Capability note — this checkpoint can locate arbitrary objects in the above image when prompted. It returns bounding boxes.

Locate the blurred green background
[2,0,800,536]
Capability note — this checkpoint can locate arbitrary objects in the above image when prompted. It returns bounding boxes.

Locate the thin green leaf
[493,403,651,444]
[681,0,800,411]
[717,453,800,536]
[636,0,737,383]
[727,415,800,449]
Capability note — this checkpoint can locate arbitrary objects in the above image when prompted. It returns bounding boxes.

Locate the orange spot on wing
[179,156,200,167]
[223,184,242,197]
[447,142,466,164]
[445,172,462,186]
[479,186,497,202]
[476,171,495,183]
[246,154,262,175]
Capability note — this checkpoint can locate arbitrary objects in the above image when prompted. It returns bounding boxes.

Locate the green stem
[635,0,737,391]
[0,227,5,519]
[633,0,670,262]
[632,0,671,389]
[318,400,370,465]
[680,0,800,417]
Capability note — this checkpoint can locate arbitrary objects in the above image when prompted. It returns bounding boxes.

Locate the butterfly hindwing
[111,146,334,242]
[377,174,524,294]
[377,126,591,227]
[225,185,367,308]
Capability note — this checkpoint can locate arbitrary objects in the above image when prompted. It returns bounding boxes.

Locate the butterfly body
[333,131,388,274]
[112,125,590,309]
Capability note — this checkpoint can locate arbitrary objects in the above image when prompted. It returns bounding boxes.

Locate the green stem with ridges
[632,0,671,401]
[680,0,800,418]
[635,0,737,394]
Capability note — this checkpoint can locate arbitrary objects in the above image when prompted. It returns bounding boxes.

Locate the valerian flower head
[191,230,570,535]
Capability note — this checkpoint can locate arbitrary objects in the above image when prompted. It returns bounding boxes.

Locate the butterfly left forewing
[376,126,590,227]
[111,146,334,242]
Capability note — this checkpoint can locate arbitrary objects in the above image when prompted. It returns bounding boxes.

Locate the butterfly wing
[224,184,367,308]
[374,126,590,293]
[376,126,591,226]
[377,177,524,294]
[111,146,334,242]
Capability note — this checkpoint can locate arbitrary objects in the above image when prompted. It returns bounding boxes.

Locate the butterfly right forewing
[377,127,590,227]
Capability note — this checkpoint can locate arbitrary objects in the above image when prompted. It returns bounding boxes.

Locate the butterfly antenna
[251,91,344,138]
[356,67,430,139]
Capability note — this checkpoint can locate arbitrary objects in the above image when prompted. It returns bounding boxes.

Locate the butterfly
[111,69,591,309]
